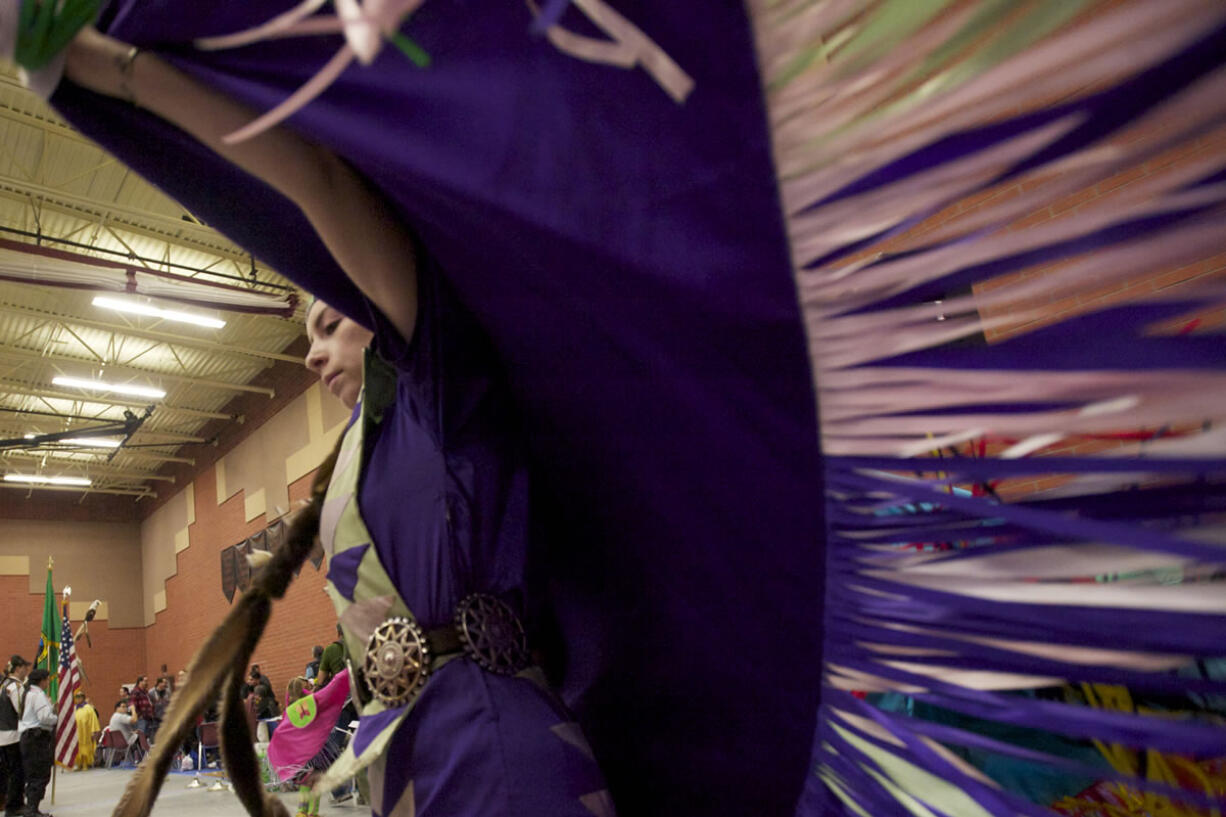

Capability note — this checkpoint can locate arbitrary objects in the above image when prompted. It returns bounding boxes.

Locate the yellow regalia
[73,704,101,769]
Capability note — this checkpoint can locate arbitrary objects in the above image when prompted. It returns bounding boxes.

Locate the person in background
[147,677,170,742]
[311,623,358,802]
[71,693,99,771]
[303,646,323,682]
[58,24,607,816]
[1,656,30,817]
[269,672,352,817]
[240,665,273,701]
[250,686,280,722]
[109,700,138,745]
[18,669,55,817]
[246,684,281,743]
[127,676,153,736]
[314,626,345,689]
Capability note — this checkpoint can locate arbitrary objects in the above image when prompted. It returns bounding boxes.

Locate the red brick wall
[0,575,145,716]
[142,466,337,702]
[0,574,47,678]
[73,619,147,713]
[2,405,339,720]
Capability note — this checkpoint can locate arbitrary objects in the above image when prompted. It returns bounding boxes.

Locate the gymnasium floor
[34,767,371,817]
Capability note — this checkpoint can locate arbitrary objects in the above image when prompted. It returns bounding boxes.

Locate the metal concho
[454,593,529,675]
[363,616,429,707]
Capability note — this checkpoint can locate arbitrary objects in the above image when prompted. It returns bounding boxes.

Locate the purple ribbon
[828,471,1226,563]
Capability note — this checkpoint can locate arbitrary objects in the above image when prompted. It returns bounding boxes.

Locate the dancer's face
[305,299,374,409]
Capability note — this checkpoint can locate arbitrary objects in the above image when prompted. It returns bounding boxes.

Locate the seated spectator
[108,700,138,747]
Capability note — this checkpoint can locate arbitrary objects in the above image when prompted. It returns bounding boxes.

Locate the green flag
[36,564,59,701]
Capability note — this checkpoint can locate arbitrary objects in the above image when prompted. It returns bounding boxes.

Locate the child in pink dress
[268,671,351,817]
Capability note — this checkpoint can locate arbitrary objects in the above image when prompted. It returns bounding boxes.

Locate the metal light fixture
[52,376,167,400]
[92,295,226,329]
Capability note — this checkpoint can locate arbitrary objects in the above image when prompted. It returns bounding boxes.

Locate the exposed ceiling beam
[0,481,153,498]
[0,178,251,263]
[0,345,276,397]
[0,429,195,465]
[0,77,102,145]
[0,411,208,445]
[122,430,209,445]
[0,450,176,482]
[0,378,239,421]
[111,448,195,466]
[35,446,192,466]
[0,303,301,363]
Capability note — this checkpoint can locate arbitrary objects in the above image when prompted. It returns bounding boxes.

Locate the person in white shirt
[17,669,55,817]
[0,656,30,817]
[107,701,137,747]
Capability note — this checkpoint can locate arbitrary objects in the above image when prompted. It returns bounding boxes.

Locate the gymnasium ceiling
[0,71,310,512]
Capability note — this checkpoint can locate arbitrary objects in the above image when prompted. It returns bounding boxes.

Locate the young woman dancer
[45,23,610,817]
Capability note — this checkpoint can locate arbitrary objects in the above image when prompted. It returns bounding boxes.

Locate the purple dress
[49,4,1226,816]
[53,5,828,814]
[349,261,610,816]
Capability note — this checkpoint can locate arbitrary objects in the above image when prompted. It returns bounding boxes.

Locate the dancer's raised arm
[63,27,418,341]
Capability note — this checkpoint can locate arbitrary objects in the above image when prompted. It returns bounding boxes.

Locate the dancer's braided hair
[112,436,344,817]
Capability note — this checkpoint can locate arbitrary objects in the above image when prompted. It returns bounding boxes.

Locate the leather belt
[354,593,530,708]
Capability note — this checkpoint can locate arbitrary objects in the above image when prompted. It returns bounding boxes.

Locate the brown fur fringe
[111,439,342,817]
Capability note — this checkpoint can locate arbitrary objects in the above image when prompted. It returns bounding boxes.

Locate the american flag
[54,599,82,767]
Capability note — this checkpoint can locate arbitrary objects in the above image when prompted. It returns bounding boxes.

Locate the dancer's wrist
[63,26,131,101]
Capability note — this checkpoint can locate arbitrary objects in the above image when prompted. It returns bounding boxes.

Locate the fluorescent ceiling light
[92,296,226,329]
[61,437,122,449]
[4,474,92,486]
[52,376,166,399]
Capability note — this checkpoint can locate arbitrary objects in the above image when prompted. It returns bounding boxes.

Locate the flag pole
[48,557,57,804]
